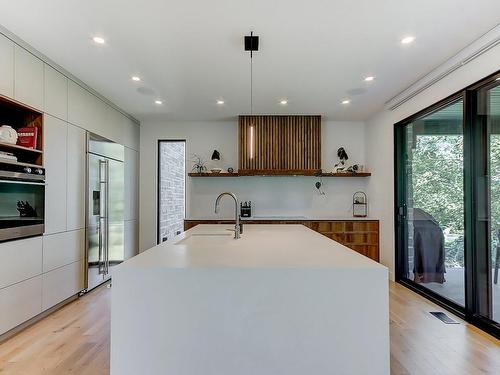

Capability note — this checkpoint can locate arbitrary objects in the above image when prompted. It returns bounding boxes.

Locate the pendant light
[245,31,259,158]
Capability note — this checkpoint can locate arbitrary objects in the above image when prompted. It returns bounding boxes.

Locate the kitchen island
[111,224,389,375]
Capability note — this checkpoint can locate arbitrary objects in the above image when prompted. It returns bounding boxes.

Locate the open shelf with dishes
[0,96,43,166]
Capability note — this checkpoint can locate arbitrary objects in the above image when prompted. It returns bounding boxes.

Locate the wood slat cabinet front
[238,115,321,175]
[305,221,379,261]
[184,219,379,262]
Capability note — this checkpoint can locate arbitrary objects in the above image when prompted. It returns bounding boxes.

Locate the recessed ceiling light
[280,99,288,105]
[341,100,350,105]
[217,100,225,105]
[364,76,375,82]
[401,36,415,45]
[131,76,141,82]
[92,36,106,44]
[155,100,163,105]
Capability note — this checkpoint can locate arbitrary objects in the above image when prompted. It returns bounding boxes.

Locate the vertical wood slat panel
[238,115,321,174]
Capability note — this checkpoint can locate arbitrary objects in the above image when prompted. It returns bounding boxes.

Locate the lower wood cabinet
[184,219,380,262]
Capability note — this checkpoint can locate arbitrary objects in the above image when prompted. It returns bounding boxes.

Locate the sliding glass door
[395,71,500,338]
[476,81,500,324]
[397,98,465,308]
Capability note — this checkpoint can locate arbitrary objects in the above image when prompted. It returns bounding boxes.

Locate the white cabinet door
[67,124,86,230]
[44,64,68,120]
[42,260,84,311]
[43,229,85,273]
[0,276,42,335]
[0,237,42,289]
[122,115,140,151]
[124,148,139,221]
[14,45,44,110]
[44,115,67,234]
[124,220,139,260]
[68,80,88,128]
[0,34,14,98]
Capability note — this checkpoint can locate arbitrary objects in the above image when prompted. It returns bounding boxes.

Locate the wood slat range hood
[238,115,321,176]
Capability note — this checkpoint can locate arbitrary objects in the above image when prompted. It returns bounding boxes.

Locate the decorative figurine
[334,147,349,173]
[0,125,18,144]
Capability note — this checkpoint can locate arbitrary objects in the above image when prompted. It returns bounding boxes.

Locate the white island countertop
[184,216,378,221]
[111,224,389,375]
[121,224,383,269]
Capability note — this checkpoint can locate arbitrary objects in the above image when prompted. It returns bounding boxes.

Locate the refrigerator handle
[98,159,107,275]
[104,159,110,275]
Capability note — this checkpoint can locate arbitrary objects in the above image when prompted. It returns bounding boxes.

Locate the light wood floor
[0,281,499,375]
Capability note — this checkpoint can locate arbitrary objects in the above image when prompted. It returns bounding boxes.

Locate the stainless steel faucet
[214,192,241,239]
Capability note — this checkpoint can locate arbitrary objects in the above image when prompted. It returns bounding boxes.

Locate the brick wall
[159,141,185,242]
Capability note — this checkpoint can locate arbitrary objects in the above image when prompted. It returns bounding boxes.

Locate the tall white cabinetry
[0,34,14,98]
[0,30,140,337]
[14,45,44,110]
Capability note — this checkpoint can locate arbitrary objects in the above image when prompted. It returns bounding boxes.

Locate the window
[157,140,186,243]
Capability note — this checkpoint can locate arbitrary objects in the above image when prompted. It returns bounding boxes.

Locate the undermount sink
[175,233,233,245]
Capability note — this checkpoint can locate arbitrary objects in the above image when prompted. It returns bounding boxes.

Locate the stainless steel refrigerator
[86,133,125,291]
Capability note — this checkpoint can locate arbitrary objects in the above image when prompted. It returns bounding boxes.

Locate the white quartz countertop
[119,224,386,270]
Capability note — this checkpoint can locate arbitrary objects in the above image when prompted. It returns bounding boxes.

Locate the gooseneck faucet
[214,192,241,239]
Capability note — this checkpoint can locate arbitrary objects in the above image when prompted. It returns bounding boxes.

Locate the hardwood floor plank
[0,281,498,374]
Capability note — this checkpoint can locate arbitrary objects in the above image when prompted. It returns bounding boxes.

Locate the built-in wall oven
[0,162,45,242]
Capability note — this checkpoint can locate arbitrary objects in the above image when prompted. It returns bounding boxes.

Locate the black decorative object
[346,164,359,173]
[17,201,37,217]
[315,170,325,195]
[352,191,367,217]
[334,147,349,172]
[240,201,252,217]
[211,150,221,160]
[227,167,234,173]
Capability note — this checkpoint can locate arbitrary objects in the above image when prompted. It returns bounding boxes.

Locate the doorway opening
[157,140,186,244]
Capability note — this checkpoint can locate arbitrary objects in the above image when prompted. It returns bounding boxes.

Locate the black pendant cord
[250,31,253,116]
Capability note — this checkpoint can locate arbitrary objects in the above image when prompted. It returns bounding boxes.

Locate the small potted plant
[191,154,208,174]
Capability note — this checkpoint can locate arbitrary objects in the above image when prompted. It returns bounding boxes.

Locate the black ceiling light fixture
[211,150,221,160]
[245,31,259,159]
[245,31,259,117]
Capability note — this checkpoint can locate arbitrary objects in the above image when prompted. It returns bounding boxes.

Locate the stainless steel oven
[0,162,45,242]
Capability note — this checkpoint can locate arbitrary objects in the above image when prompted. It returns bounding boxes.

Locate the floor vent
[429,311,459,324]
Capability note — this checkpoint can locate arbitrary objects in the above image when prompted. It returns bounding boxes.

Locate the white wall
[365,42,500,279]
[140,120,367,251]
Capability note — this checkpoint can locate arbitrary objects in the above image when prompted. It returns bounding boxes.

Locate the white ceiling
[1,0,499,122]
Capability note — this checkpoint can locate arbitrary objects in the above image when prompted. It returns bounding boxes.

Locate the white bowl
[211,168,222,174]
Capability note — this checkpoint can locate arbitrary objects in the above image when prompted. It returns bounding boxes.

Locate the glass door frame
[394,70,500,339]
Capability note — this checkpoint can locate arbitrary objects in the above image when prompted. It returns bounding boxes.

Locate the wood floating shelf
[188,173,240,177]
[188,172,371,177]
[0,158,43,169]
[0,142,43,154]
[321,172,371,177]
